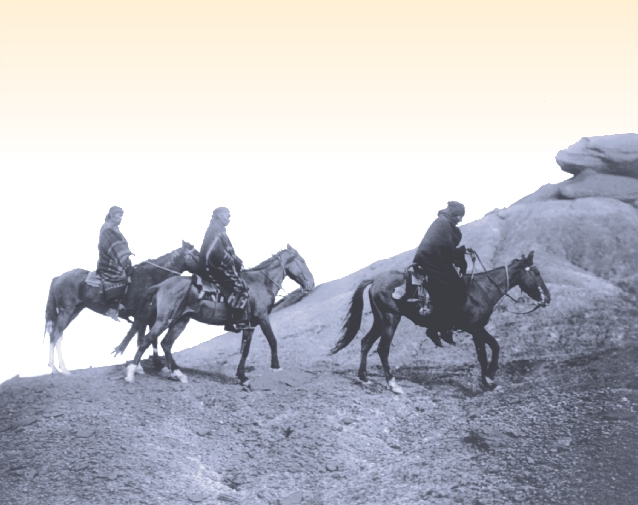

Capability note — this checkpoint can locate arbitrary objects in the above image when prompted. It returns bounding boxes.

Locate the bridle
[259,251,292,295]
[468,251,546,314]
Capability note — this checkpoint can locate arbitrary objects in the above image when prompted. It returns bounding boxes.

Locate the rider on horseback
[413,201,469,346]
[97,206,134,321]
[198,207,252,333]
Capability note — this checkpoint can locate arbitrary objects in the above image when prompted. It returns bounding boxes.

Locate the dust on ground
[2,321,638,505]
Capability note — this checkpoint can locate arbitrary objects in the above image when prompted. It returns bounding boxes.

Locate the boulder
[558,173,638,202]
[556,133,638,178]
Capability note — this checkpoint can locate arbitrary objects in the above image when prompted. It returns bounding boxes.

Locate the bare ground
[2,302,638,505]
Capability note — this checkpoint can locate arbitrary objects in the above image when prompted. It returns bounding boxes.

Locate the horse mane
[466,257,524,279]
[248,249,287,271]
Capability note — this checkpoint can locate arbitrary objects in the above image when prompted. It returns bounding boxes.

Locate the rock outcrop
[555,133,638,177]
[518,133,638,207]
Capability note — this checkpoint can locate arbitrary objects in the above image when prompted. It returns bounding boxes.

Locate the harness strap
[467,250,543,314]
[259,252,290,296]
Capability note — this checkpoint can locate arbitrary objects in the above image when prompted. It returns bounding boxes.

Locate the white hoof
[125,364,136,383]
[135,364,145,375]
[485,377,496,387]
[60,368,71,376]
[388,377,404,395]
[242,380,251,388]
[272,367,283,373]
[172,369,188,383]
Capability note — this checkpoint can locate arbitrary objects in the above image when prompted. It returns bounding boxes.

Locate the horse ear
[182,240,186,247]
[528,251,535,262]
[287,244,292,251]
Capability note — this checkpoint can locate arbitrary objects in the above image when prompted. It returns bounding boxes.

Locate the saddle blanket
[85,271,102,288]
[84,271,127,294]
[192,274,223,301]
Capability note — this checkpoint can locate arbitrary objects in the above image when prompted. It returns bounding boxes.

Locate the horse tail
[329,279,374,355]
[44,278,59,341]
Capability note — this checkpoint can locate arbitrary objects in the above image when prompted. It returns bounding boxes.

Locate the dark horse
[330,252,550,393]
[122,245,315,385]
[44,241,199,374]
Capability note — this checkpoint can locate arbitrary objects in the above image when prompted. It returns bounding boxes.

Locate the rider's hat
[447,201,465,217]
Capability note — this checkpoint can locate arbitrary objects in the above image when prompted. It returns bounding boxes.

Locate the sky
[1,0,636,384]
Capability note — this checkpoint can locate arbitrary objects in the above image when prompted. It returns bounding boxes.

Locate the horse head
[510,251,551,307]
[282,244,315,293]
[181,240,200,273]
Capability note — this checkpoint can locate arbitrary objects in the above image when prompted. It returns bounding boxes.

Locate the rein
[140,260,182,276]
[257,253,290,296]
[467,250,544,315]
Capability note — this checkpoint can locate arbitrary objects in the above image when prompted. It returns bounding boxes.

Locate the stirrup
[419,305,433,316]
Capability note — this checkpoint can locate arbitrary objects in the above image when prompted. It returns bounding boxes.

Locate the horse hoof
[135,364,145,375]
[388,377,404,395]
[241,379,251,389]
[271,367,283,373]
[483,377,497,390]
[172,369,188,383]
[60,369,71,376]
[125,364,137,383]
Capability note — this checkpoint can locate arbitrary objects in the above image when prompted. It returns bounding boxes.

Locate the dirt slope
[2,292,638,505]
[4,182,638,504]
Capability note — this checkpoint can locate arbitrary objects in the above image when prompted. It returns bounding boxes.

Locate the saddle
[392,265,432,316]
[192,274,223,302]
[83,271,128,299]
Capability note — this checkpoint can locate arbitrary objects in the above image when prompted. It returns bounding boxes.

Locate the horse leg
[258,318,281,371]
[151,330,164,370]
[160,317,190,383]
[481,328,500,383]
[376,313,403,394]
[112,323,138,356]
[471,330,495,390]
[358,321,382,383]
[126,322,167,383]
[48,307,82,375]
[236,328,255,386]
[54,337,71,375]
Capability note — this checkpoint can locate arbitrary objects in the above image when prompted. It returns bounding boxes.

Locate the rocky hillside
[2,134,638,505]
[177,133,638,379]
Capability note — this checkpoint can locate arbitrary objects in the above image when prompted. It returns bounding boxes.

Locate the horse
[330,251,550,393]
[122,244,315,386]
[44,241,199,375]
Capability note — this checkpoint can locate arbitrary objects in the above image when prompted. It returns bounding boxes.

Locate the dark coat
[413,210,466,325]
[413,210,462,277]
